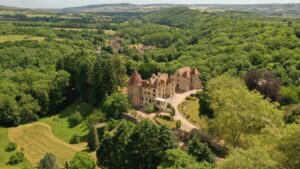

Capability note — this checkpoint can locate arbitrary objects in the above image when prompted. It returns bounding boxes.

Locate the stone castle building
[128,67,203,109]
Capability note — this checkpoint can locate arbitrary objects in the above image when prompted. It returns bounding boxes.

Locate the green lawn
[178,97,207,129]
[39,102,95,143]
[0,35,45,43]
[0,128,32,169]
[154,117,176,129]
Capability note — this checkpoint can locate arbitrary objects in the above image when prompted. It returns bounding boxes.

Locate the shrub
[70,134,81,144]
[186,96,197,101]
[68,111,83,126]
[5,142,17,152]
[8,151,24,165]
[69,152,95,169]
[38,153,59,169]
[176,120,181,128]
[145,104,155,113]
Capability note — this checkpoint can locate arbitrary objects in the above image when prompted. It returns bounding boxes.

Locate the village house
[128,67,203,110]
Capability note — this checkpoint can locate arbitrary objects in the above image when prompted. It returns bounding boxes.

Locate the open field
[39,102,94,143]
[0,128,32,169]
[178,97,207,129]
[8,122,84,167]
[0,35,45,42]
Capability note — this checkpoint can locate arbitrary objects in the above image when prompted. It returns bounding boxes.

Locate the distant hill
[63,3,300,16]
[63,3,181,13]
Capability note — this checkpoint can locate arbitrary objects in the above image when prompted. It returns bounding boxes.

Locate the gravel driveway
[166,89,201,132]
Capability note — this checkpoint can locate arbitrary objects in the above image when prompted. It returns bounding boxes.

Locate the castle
[128,67,203,109]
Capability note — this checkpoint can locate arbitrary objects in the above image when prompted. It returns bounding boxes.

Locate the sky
[0,0,299,9]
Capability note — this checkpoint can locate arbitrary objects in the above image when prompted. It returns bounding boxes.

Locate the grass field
[39,102,94,143]
[0,128,32,169]
[0,35,45,43]
[154,117,176,129]
[0,102,99,169]
[8,122,84,168]
[178,97,207,128]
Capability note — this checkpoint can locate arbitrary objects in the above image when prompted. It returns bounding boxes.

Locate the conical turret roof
[128,70,142,86]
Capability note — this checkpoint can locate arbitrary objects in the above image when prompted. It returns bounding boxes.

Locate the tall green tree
[158,149,212,169]
[87,125,99,151]
[187,137,214,163]
[102,92,130,119]
[91,53,118,105]
[97,120,176,169]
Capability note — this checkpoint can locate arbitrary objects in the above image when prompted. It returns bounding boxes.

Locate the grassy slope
[8,123,78,167]
[39,102,94,143]
[0,128,32,169]
[178,97,207,129]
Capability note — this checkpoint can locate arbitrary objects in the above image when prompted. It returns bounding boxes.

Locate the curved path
[166,90,201,132]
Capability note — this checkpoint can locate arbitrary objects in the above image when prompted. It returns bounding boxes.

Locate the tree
[97,120,176,169]
[87,125,99,151]
[187,137,214,163]
[286,104,300,124]
[91,53,118,105]
[219,147,278,169]
[69,152,95,169]
[38,153,59,169]
[158,149,212,169]
[244,70,281,102]
[278,124,300,169]
[102,92,130,119]
[0,94,20,126]
[76,55,95,102]
[49,70,71,112]
[207,76,284,147]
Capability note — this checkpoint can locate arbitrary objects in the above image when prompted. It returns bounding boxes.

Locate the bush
[38,153,59,169]
[145,104,155,113]
[176,120,181,128]
[186,96,197,101]
[70,134,81,144]
[68,111,83,126]
[5,142,17,152]
[69,152,95,169]
[8,151,25,165]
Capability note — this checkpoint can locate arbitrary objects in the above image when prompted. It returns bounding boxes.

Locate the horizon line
[1,2,299,10]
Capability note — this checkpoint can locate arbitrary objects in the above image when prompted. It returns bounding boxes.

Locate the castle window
[142,97,144,101]
[153,89,156,92]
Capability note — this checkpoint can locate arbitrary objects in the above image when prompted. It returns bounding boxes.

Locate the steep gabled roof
[128,70,142,86]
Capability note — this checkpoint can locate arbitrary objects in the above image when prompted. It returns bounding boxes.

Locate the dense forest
[0,5,299,169]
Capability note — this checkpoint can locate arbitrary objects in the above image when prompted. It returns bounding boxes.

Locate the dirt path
[166,90,201,132]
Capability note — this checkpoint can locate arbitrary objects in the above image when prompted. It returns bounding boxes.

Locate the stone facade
[128,67,203,109]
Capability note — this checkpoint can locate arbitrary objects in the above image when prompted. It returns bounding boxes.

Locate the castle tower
[190,68,202,89]
[128,70,143,108]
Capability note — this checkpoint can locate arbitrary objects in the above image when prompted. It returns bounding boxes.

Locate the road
[166,90,201,132]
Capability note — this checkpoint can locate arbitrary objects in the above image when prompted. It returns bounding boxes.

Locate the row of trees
[96,120,214,169]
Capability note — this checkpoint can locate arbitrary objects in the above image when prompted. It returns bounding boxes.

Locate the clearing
[8,122,84,167]
[0,35,45,43]
[0,128,32,169]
